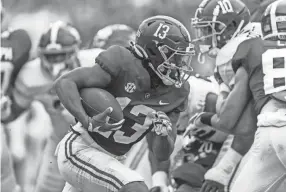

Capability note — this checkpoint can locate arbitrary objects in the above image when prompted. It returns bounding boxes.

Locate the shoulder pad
[15,58,52,96]
[216,24,261,66]
[78,48,104,67]
[95,45,133,77]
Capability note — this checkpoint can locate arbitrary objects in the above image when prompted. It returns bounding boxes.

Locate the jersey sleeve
[233,37,262,72]
[95,45,126,78]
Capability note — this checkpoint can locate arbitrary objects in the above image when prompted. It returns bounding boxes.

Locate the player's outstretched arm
[196,67,251,134]
[54,64,111,128]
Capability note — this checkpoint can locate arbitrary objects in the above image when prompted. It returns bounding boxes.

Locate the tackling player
[190,0,260,191]
[1,2,32,192]
[54,15,194,192]
[228,0,286,191]
[4,21,82,192]
[192,0,286,191]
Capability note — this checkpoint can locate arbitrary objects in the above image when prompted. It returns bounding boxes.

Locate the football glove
[185,113,216,141]
[149,111,172,136]
[87,107,125,132]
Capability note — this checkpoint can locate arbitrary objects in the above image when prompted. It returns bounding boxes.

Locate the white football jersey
[13,48,104,108]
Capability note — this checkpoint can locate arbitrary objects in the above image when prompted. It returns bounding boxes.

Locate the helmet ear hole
[232,20,237,28]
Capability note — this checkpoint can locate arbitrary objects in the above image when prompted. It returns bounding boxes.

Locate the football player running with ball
[54,15,194,192]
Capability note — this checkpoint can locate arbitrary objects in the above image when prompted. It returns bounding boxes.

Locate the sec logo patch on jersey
[125,82,136,93]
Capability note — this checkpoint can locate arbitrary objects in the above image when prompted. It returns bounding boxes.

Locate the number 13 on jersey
[98,97,155,144]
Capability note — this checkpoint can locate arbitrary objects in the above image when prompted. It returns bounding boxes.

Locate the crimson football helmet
[133,15,195,88]
[38,20,81,78]
[261,0,286,41]
[90,24,136,49]
[191,0,250,49]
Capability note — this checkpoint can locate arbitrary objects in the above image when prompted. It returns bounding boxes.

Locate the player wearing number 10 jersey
[54,15,194,192]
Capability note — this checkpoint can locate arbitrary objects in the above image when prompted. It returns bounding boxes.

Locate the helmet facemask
[192,7,227,50]
[191,7,246,51]
[149,44,195,88]
[39,45,79,79]
[262,14,286,41]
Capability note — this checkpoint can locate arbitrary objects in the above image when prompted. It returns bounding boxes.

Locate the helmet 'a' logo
[125,82,136,93]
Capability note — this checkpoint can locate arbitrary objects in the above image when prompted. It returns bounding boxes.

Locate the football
[80,88,123,123]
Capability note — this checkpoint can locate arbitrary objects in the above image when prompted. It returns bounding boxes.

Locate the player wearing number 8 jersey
[54,15,194,192]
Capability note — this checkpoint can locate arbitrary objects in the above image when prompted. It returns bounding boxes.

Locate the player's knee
[119,181,148,192]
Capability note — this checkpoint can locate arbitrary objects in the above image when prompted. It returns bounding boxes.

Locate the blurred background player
[1,1,32,192]
[78,24,136,77]
[2,20,82,192]
[89,24,136,49]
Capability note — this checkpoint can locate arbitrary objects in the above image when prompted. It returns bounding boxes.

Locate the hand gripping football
[80,88,123,123]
